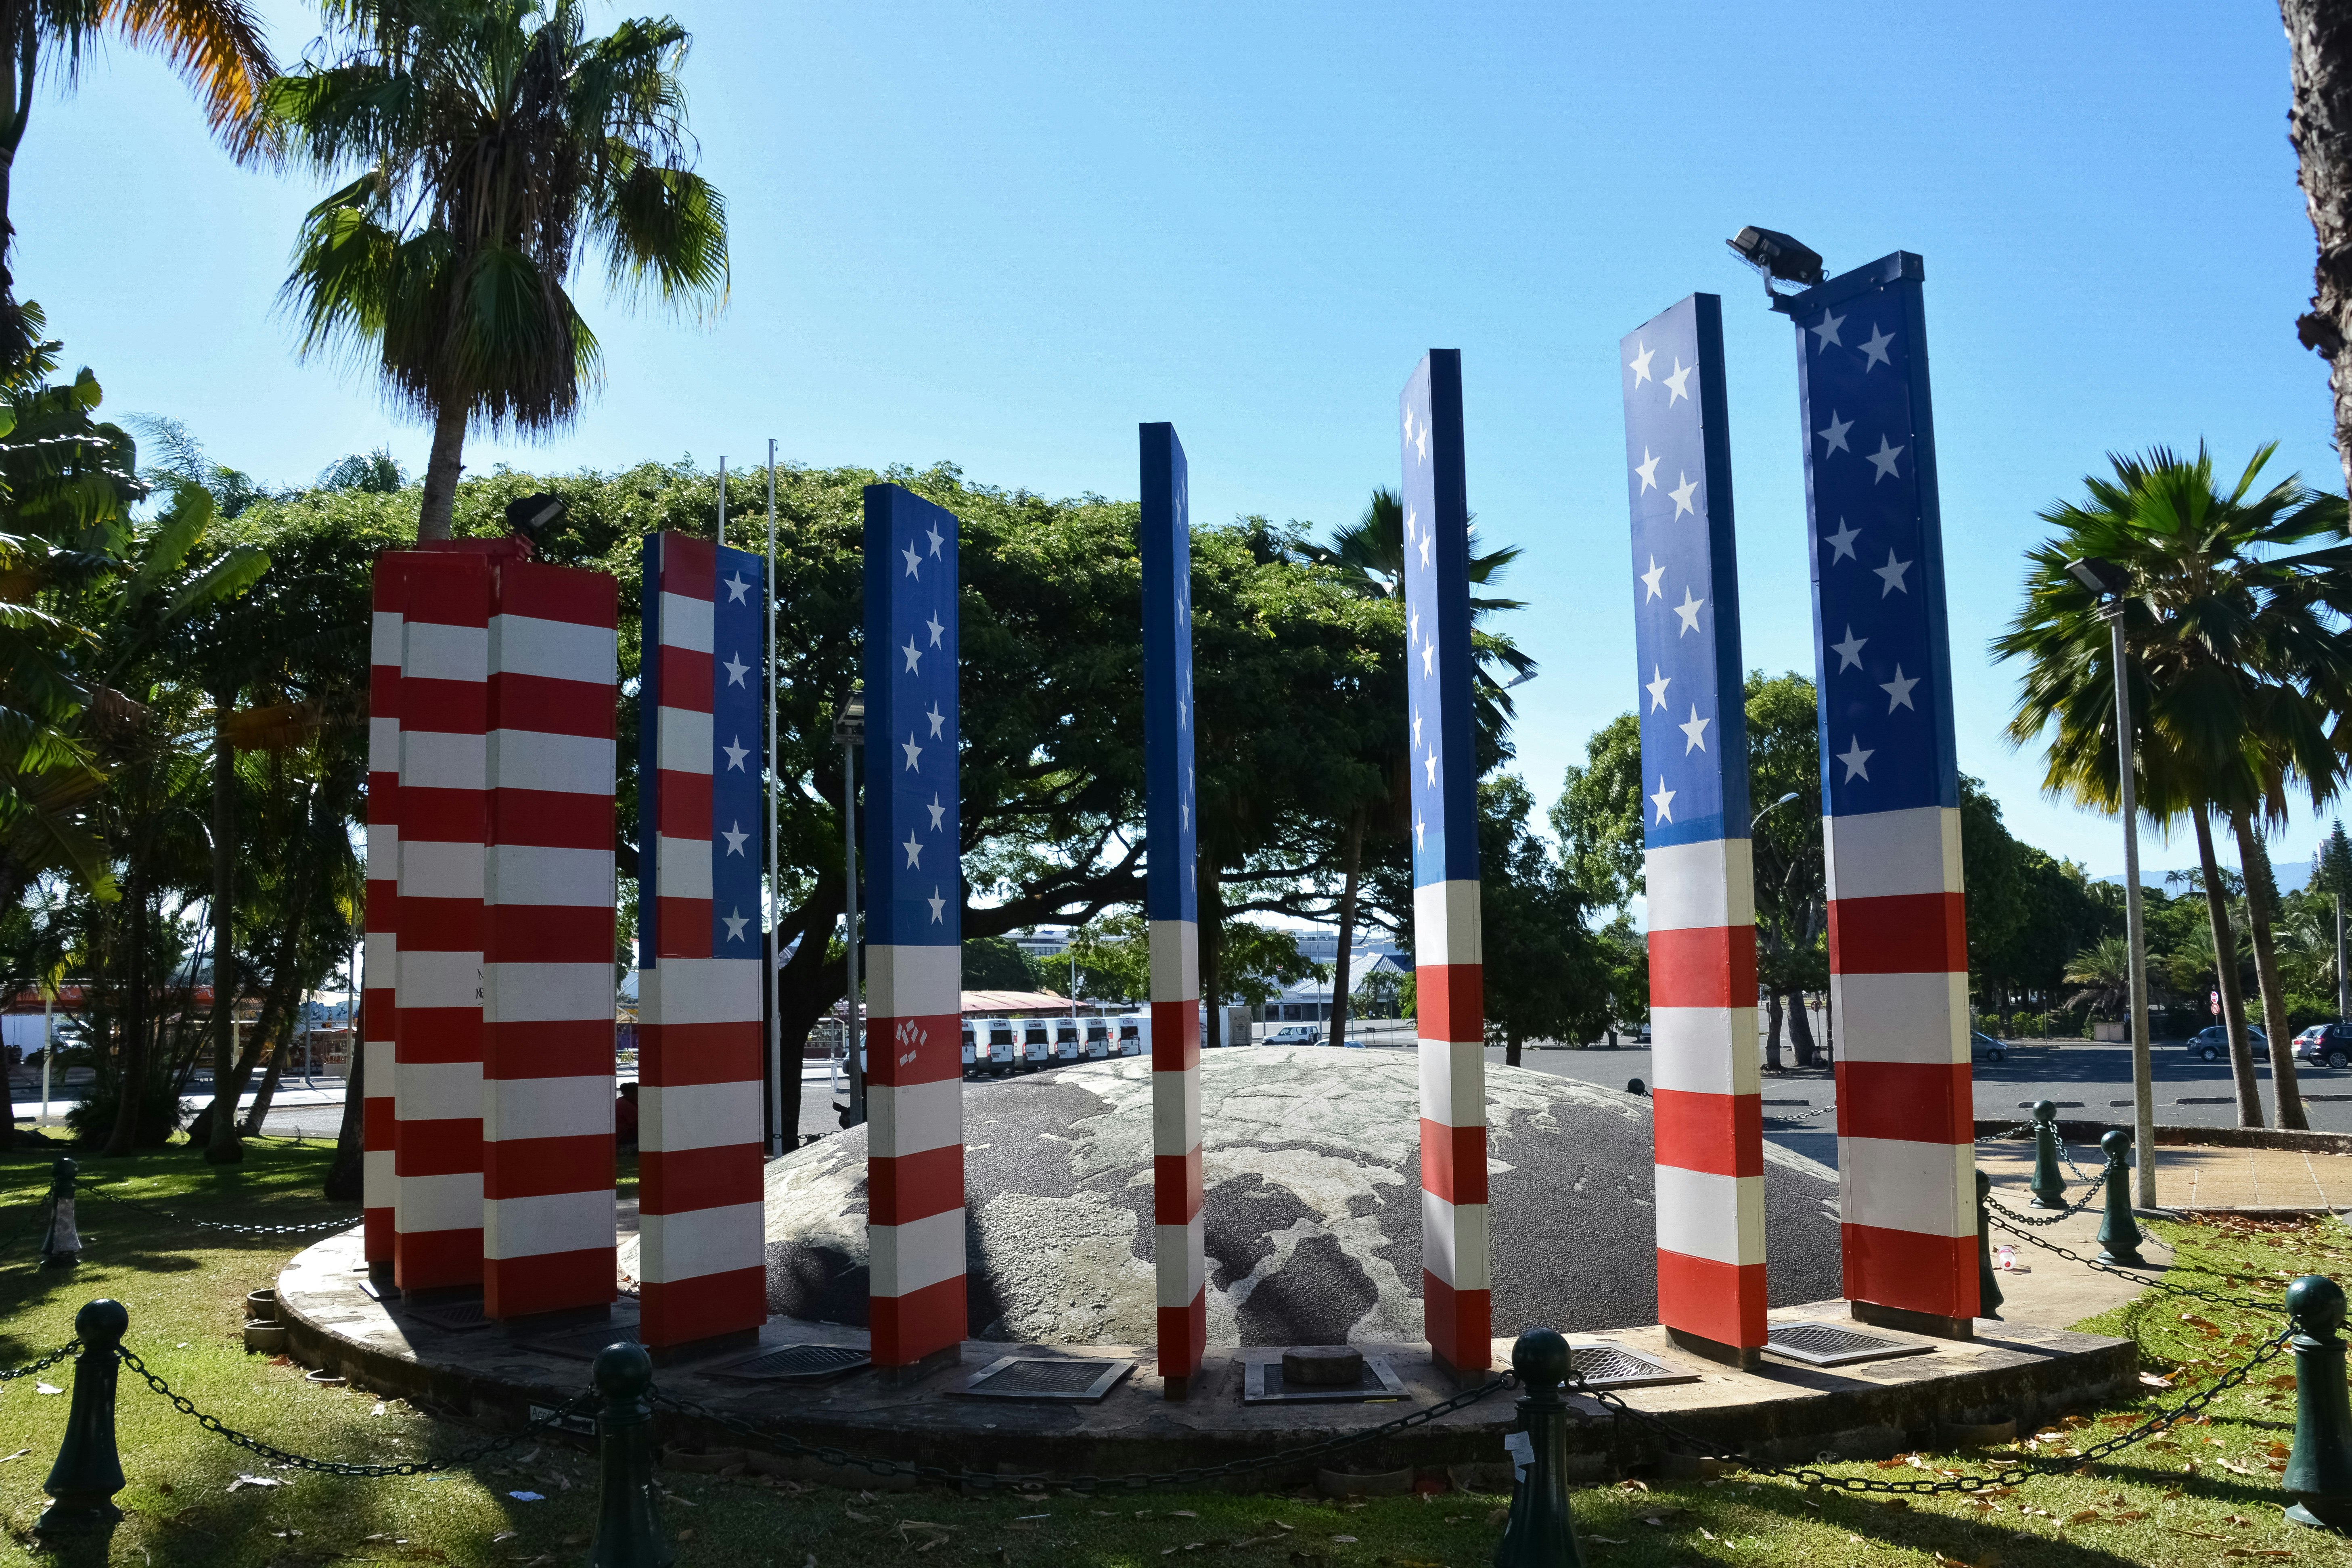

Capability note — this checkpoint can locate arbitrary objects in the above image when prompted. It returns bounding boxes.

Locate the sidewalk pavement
[1978,1136,2352,1211]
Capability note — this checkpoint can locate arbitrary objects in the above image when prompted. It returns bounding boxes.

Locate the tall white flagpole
[765,440,782,1154]
[717,456,727,550]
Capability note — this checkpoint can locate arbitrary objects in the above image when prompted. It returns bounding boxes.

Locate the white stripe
[869,1080,962,1160]
[490,612,617,683]
[369,716,401,775]
[656,709,714,776]
[1837,1137,1975,1237]
[1644,838,1756,930]
[1653,1168,1764,1265]
[403,621,488,682]
[393,949,481,1012]
[1649,1007,1763,1096]
[1420,1192,1490,1290]
[1156,1215,1205,1306]
[868,943,963,1020]
[1417,1038,1485,1129]
[638,1202,763,1284]
[366,824,399,880]
[394,1171,481,1233]
[657,592,714,654]
[399,838,485,901]
[484,1191,615,1260]
[371,610,404,669]
[655,834,713,900]
[640,1082,761,1153]
[364,931,397,978]
[483,1074,613,1142]
[639,959,762,1027]
[1823,806,1962,901]
[1151,1066,1201,1158]
[362,1149,393,1203]
[365,1038,397,1092]
[483,962,612,1025]
[485,845,613,907]
[397,1060,483,1123]
[1148,919,1199,1002]
[489,731,618,796]
[1413,880,1483,967]
[1829,973,1969,1064]
[401,730,486,789]
[870,1208,967,1298]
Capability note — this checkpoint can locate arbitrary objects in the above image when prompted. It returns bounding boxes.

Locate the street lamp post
[2068,557,2155,1208]
[835,694,866,1128]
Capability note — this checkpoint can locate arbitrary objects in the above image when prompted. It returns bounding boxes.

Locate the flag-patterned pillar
[862,483,966,1377]
[392,552,492,1290]
[1140,423,1204,1399]
[1400,350,1490,1378]
[483,563,619,1319]
[1619,294,1767,1368]
[363,559,406,1268]
[1787,252,1978,1336]
[637,532,770,1348]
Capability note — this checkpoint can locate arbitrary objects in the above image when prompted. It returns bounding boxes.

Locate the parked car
[1020,1020,1053,1071]
[2295,1022,2352,1070]
[1084,1019,1111,1060]
[1971,1030,2008,1064]
[980,1018,1018,1076]
[1052,1018,1083,1064]
[961,1021,977,1077]
[2186,1024,2266,1062]
[1264,1024,1322,1046]
[1115,1014,1146,1057]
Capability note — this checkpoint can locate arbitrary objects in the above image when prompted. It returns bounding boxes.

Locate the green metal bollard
[2094,1129,2146,1267]
[586,1341,674,1568]
[1492,1329,1584,1568]
[1975,1170,2003,1320]
[38,1156,80,1269]
[2286,1274,2352,1531]
[35,1298,128,1538]
[2027,1100,2068,1209]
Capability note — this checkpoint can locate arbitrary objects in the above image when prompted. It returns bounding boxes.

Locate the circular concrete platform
[719,1049,1846,1344]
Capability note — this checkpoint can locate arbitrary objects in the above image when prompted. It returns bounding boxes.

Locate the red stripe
[1833,1060,1973,1144]
[656,774,713,839]
[653,897,713,959]
[484,906,614,964]
[638,1021,761,1086]
[394,1118,482,1177]
[490,673,615,738]
[1647,925,1759,1008]
[1421,1273,1492,1372]
[364,1207,392,1264]
[1651,1089,1765,1177]
[868,1013,964,1086]
[401,789,490,843]
[483,1135,613,1200]
[869,1146,966,1226]
[1417,962,1484,1043]
[1841,1224,1980,1321]
[499,561,616,625]
[488,789,613,851]
[364,1099,397,1144]
[400,895,483,947]
[369,666,401,710]
[1158,1291,1206,1382]
[1419,1119,1488,1205]
[657,648,714,710]
[1828,892,1967,975]
[1656,1251,1766,1348]
[395,1226,483,1291]
[401,677,488,728]
[869,1274,965,1367]
[1153,1149,1203,1225]
[641,1267,766,1349]
[661,534,718,594]
[404,556,494,625]
[640,1144,763,1214]
[392,1010,482,1063]
[1150,1000,1200,1070]
[481,1020,617,1078]
[485,1247,616,1319]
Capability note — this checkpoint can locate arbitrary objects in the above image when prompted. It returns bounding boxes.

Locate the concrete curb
[1975,1118,2352,1157]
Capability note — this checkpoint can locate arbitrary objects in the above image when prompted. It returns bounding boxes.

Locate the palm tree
[2064,934,2133,1022]
[1996,443,2352,1129]
[264,0,729,539]
[0,0,273,371]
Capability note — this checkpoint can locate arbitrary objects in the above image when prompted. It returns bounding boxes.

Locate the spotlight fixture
[503,491,566,542]
[1726,226,1825,313]
[2065,555,2128,599]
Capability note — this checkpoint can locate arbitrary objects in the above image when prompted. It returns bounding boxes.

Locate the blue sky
[20,2,2344,883]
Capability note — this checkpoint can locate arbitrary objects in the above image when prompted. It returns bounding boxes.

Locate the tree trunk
[1764,991,1784,1071]
[416,397,469,540]
[768,872,850,1146]
[2284,0,2352,496]
[0,12,39,375]
[1199,859,1224,1051]
[1328,809,1364,1048]
[2234,812,2308,1129]
[1505,1026,1522,1069]
[205,686,243,1164]
[101,874,148,1157]
[2195,810,2266,1127]
[241,1031,289,1137]
[1787,990,1819,1067]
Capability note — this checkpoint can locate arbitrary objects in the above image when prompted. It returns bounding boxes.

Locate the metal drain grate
[521,1323,643,1361]
[1763,1321,1931,1368]
[711,1344,871,1384]
[1567,1341,1699,1390]
[405,1299,492,1334]
[955,1357,1133,1402]
[1242,1356,1410,1405]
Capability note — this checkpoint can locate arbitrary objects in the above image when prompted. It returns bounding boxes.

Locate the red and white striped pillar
[482,562,619,1318]
[362,559,405,1268]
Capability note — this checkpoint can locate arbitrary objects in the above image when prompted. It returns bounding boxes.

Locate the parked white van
[1053,1018,1083,1063]
[1084,1018,1111,1060]
[979,1018,1018,1076]
[1115,1013,1148,1057]
[1020,1019,1053,1071]
[960,1020,977,1077]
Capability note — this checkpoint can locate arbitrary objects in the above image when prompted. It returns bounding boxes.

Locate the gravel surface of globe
[754,1046,1843,1344]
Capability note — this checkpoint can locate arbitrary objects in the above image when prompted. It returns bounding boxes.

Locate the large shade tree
[264,0,728,539]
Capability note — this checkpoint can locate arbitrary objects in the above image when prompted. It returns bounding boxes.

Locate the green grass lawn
[0,1137,2347,1566]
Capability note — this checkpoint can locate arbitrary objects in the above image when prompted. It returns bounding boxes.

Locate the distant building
[1258,951,1412,1023]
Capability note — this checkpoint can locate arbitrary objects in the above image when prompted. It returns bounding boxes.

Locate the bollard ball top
[592,1340,654,1400]
[51,1156,75,1182]
[1975,1169,1991,1198]
[1511,1327,1571,1389]
[2034,1100,2058,1122]
[75,1298,127,1345]
[2287,1275,2347,1339]
[2100,1128,2132,1162]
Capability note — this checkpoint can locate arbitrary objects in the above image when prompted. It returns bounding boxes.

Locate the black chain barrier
[652,1374,1516,1493]
[1766,1102,1839,1124]
[1987,1211,2275,1311]
[0,1195,53,1254]
[121,1346,594,1477]
[82,1182,357,1238]
[1560,1327,2294,1494]
[1986,1187,2103,1228]
[0,1340,79,1383]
